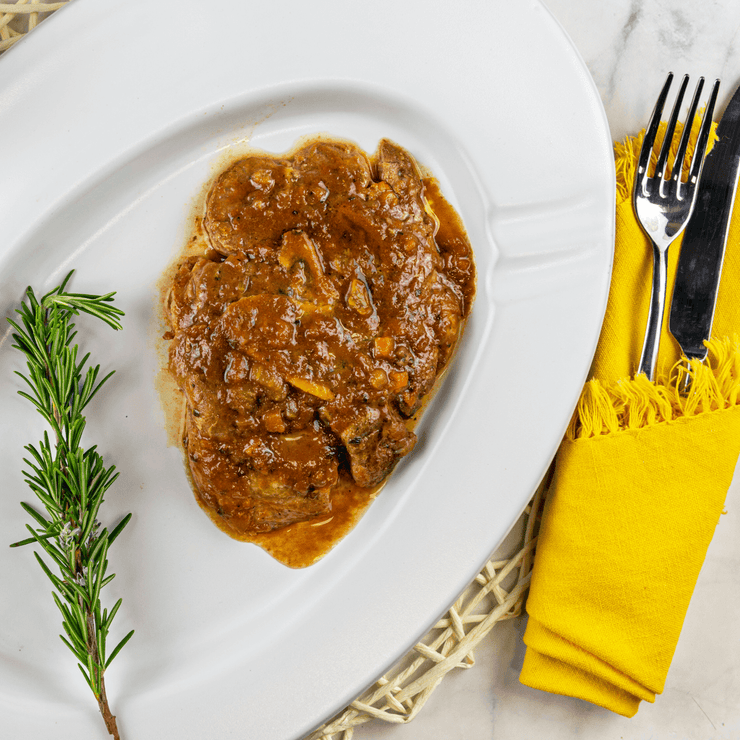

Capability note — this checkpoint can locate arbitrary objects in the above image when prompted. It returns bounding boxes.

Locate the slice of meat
[203,156,301,258]
[185,418,338,534]
[320,402,416,488]
[376,138,435,235]
[166,137,475,542]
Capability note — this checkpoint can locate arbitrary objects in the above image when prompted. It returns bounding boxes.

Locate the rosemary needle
[8,271,132,740]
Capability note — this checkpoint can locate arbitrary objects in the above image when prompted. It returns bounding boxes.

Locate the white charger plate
[0,1,614,737]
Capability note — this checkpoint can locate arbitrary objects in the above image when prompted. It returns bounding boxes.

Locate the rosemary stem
[9,271,130,738]
[86,603,120,740]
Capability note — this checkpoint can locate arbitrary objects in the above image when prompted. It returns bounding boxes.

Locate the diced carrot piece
[373,336,394,359]
[389,370,409,392]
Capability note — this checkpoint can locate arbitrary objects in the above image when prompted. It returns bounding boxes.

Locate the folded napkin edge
[520,644,645,718]
[522,618,658,702]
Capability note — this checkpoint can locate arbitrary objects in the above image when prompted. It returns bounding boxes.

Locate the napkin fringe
[567,336,740,440]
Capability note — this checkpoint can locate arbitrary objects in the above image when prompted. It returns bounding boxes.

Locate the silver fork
[633,72,720,379]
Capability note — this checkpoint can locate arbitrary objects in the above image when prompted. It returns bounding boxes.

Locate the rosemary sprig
[8,271,132,739]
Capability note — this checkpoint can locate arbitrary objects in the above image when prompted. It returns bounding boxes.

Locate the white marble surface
[360,1,740,739]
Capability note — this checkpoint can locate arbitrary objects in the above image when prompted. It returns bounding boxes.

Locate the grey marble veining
[547,0,740,141]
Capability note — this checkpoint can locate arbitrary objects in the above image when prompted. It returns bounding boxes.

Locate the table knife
[669,81,740,360]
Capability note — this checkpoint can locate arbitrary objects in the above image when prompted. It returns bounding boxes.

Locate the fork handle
[638,241,668,380]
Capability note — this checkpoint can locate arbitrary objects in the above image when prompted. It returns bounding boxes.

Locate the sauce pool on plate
[159,136,475,567]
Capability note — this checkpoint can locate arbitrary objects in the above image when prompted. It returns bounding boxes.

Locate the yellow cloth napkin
[519,124,740,717]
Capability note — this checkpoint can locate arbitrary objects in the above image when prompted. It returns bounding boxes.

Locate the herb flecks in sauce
[164,137,475,567]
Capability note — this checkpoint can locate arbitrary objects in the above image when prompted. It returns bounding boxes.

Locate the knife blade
[669,81,740,361]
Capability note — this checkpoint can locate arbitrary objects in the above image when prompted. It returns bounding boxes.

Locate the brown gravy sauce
[156,137,474,568]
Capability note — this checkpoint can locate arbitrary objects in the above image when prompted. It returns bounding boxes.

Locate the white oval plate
[0,1,614,737]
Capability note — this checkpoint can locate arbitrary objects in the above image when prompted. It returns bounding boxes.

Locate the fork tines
[636,72,720,206]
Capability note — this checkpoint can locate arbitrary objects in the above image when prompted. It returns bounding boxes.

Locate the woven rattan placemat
[0,4,541,735]
[307,485,541,739]
[0,1,68,52]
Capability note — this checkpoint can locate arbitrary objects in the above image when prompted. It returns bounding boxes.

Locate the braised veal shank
[166,138,475,544]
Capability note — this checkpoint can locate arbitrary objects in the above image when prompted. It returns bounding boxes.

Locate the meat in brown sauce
[165,137,475,547]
